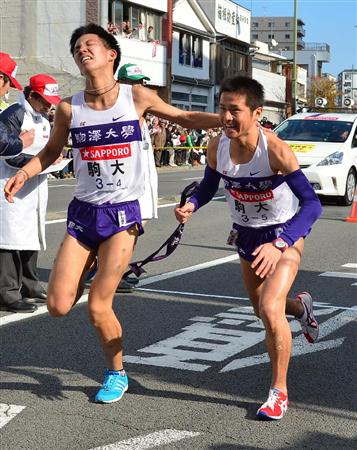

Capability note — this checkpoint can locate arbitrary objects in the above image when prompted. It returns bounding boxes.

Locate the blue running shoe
[95,369,128,403]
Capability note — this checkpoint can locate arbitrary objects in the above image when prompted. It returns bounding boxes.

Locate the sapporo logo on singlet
[80,144,132,161]
[229,188,274,202]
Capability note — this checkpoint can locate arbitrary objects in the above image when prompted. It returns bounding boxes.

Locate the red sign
[229,189,274,202]
[80,144,132,161]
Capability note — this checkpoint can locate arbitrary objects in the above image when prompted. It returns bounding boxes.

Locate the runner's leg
[47,233,95,316]
[88,226,138,370]
[258,238,304,392]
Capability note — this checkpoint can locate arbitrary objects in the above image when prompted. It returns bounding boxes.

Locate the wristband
[16,168,30,181]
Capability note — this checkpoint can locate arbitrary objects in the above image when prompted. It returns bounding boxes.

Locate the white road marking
[182,176,203,180]
[319,271,357,279]
[89,429,200,450]
[44,195,225,224]
[319,271,357,286]
[125,303,356,372]
[45,218,66,225]
[0,295,88,327]
[137,288,357,311]
[48,184,76,188]
[138,254,239,286]
[342,263,357,269]
[0,404,26,429]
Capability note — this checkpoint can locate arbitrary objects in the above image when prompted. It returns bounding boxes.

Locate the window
[285,22,290,27]
[345,74,352,80]
[179,32,203,68]
[252,22,259,27]
[252,34,258,40]
[268,22,273,27]
[172,92,190,101]
[268,34,275,39]
[111,0,162,42]
[285,34,290,39]
[192,94,208,103]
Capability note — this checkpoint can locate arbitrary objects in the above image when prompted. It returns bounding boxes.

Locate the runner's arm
[189,137,221,211]
[175,137,221,223]
[268,134,323,246]
[133,85,221,129]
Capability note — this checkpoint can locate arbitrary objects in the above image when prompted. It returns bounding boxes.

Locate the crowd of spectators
[107,20,157,43]
[145,113,220,168]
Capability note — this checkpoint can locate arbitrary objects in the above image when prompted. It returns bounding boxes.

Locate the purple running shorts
[231,218,296,262]
[67,197,143,250]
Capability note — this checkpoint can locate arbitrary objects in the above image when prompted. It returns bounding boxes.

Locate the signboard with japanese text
[215,0,251,43]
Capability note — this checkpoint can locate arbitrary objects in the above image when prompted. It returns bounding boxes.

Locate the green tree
[307,76,339,107]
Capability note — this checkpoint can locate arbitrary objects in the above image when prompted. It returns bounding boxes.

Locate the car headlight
[317,151,344,166]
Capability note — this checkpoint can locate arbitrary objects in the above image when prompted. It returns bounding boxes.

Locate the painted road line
[0,256,238,326]
[48,184,76,188]
[319,271,357,286]
[342,263,357,269]
[157,195,225,209]
[138,288,249,302]
[0,295,89,327]
[182,176,203,180]
[89,429,200,450]
[138,254,239,286]
[45,218,67,225]
[0,404,26,429]
[319,271,357,279]
[136,288,357,312]
[44,195,226,224]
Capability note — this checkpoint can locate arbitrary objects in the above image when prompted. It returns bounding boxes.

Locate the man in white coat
[0,74,61,313]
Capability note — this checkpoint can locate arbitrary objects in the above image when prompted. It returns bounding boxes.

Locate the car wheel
[338,168,356,206]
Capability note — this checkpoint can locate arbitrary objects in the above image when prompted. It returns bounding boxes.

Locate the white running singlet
[216,128,299,228]
[70,84,144,204]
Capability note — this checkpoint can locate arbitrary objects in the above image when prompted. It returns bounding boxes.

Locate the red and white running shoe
[256,388,288,420]
[296,292,319,343]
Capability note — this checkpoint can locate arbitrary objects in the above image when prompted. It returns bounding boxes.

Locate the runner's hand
[251,242,282,278]
[175,202,195,224]
[19,129,35,149]
[4,172,27,203]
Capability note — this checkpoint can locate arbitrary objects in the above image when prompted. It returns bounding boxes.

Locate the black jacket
[0,104,32,167]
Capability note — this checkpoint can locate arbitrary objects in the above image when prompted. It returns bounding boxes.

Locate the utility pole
[292,0,298,115]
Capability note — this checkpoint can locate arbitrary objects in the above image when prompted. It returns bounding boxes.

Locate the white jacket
[0,94,50,250]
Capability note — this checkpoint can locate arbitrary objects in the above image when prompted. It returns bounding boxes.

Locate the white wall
[130,0,167,13]
[253,68,286,104]
[117,38,167,86]
[173,0,208,32]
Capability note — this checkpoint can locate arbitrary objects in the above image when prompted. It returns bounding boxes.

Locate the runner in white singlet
[4,24,221,404]
[175,76,322,421]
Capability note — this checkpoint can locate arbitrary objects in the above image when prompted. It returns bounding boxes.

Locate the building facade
[251,16,305,51]
[171,0,215,112]
[251,41,287,124]
[337,69,357,108]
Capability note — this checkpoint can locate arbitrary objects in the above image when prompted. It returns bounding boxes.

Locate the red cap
[29,74,61,105]
[0,52,23,90]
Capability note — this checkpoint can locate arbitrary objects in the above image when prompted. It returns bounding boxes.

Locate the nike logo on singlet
[249,171,261,176]
[112,114,126,121]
